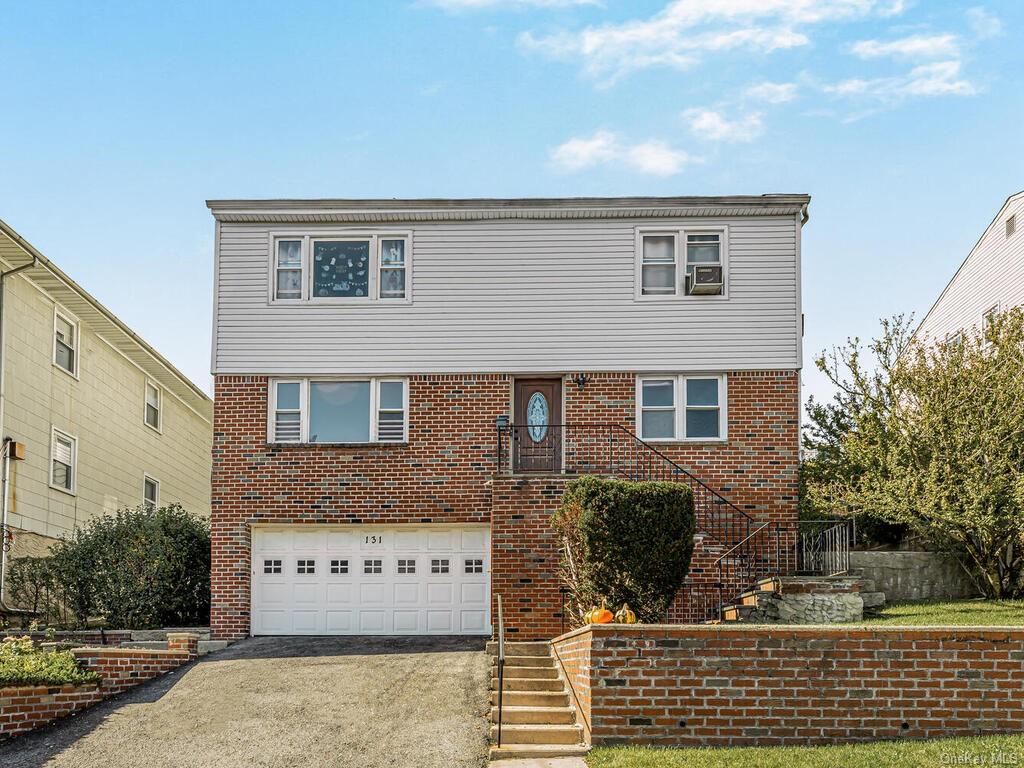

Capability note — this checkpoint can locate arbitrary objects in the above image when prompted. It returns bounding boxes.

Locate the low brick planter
[0,633,199,740]
[551,624,1024,747]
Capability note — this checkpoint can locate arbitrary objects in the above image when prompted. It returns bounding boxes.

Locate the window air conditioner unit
[689,265,723,295]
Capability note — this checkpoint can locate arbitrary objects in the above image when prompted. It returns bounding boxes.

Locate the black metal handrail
[797,519,854,576]
[496,422,786,622]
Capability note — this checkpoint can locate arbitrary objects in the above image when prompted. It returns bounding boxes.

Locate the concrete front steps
[487,640,587,761]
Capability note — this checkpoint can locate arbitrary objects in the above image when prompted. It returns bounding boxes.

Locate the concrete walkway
[0,636,490,768]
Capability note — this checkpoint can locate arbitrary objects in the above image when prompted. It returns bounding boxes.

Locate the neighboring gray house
[916,190,1024,343]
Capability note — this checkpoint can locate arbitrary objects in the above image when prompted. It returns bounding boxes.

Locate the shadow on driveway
[0,636,490,768]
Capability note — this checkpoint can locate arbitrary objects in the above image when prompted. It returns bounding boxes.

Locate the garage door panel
[251,526,489,636]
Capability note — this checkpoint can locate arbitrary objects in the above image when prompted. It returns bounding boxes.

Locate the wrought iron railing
[496,423,792,620]
[797,519,854,576]
[495,593,505,748]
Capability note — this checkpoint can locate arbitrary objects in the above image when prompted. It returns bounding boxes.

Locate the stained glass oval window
[527,392,549,442]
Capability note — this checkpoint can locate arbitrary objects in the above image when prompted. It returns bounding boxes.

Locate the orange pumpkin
[592,599,614,624]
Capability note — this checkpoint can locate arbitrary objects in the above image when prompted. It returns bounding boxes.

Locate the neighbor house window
[143,475,159,510]
[144,382,161,430]
[50,428,76,493]
[638,375,726,441]
[54,310,78,375]
[269,378,406,444]
[636,228,727,298]
[271,234,411,303]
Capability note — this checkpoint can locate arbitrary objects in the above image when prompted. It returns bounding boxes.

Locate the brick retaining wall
[551,624,1024,747]
[0,633,199,740]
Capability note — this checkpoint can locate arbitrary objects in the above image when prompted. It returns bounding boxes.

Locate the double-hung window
[638,375,726,441]
[50,428,76,494]
[271,234,410,302]
[144,382,161,431]
[636,228,727,298]
[143,475,160,510]
[270,378,407,444]
[54,310,78,375]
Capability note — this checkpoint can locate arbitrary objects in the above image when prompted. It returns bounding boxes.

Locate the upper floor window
[143,475,160,510]
[53,310,78,376]
[269,378,407,444]
[271,234,411,303]
[637,375,726,442]
[636,228,726,299]
[144,382,161,431]
[50,428,76,494]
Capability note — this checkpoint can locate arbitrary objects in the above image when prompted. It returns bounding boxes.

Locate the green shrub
[6,556,74,627]
[0,636,100,687]
[553,476,696,626]
[47,504,210,629]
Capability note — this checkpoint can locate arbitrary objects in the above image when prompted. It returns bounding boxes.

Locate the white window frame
[143,474,160,510]
[52,307,80,378]
[636,374,728,443]
[634,226,729,301]
[49,427,77,495]
[267,231,412,305]
[267,377,409,445]
[144,380,162,432]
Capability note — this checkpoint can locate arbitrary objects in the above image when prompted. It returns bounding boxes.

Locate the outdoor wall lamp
[572,373,590,390]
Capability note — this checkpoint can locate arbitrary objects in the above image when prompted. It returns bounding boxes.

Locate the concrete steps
[489,641,586,761]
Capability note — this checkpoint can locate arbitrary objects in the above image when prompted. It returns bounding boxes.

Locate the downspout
[0,255,37,606]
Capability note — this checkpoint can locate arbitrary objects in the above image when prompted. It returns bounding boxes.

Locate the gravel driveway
[0,636,490,768]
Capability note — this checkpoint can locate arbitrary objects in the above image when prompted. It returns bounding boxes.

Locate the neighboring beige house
[916,190,1024,343]
[0,217,212,604]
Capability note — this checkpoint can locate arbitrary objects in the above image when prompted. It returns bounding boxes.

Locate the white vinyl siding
[637,375,727,442]
[917,193,1024,344]
[50,428,77,494]
[215,216,800,374]
[268,378,407,444]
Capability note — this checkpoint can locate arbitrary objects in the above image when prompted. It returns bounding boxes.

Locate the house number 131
[365,535,382,545]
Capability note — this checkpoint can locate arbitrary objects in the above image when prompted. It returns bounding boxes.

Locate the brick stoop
[487,641,588,761]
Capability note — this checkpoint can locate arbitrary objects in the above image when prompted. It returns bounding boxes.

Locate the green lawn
[588,735,1024,768]
[853,598,1024,626]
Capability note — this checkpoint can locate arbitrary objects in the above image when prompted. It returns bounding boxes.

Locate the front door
[513,378,562,473]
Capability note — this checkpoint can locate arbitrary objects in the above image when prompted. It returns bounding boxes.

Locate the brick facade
[552,624,1024,747]
[211,370,799,640]
[0,637,198,741]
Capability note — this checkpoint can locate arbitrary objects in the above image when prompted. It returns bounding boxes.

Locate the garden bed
[0,636,100,687]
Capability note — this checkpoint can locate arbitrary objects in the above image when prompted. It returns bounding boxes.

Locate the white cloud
[851,33,959,60]
[967,7,1002,39]
[683,108,764,142]
[550,131,695,175]
[517,0,905,84]
[826,60,975,101]
[744,81,798,103]
[426,0,598,9]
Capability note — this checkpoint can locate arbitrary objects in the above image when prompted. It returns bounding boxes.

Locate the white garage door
[251,526,490,636]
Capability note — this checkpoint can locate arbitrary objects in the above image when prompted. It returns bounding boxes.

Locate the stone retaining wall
[551,624,1024,747]
[850,551,980,601]
[749,577,864,623]
[0,633,198,740]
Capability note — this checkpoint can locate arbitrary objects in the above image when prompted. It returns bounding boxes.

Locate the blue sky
[1,0,1021,408]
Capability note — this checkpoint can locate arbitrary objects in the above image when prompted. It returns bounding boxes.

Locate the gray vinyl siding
[213,216,801,374]
[916,193,1024,343]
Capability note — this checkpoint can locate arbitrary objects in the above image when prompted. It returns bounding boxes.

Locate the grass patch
[854,599,1024,626]
[588,735,1024,768]
[0,636,100,688]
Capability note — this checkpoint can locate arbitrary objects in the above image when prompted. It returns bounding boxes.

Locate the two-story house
[916,190,1024,343]
[207,195,808,640]
[0,217,213,609]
